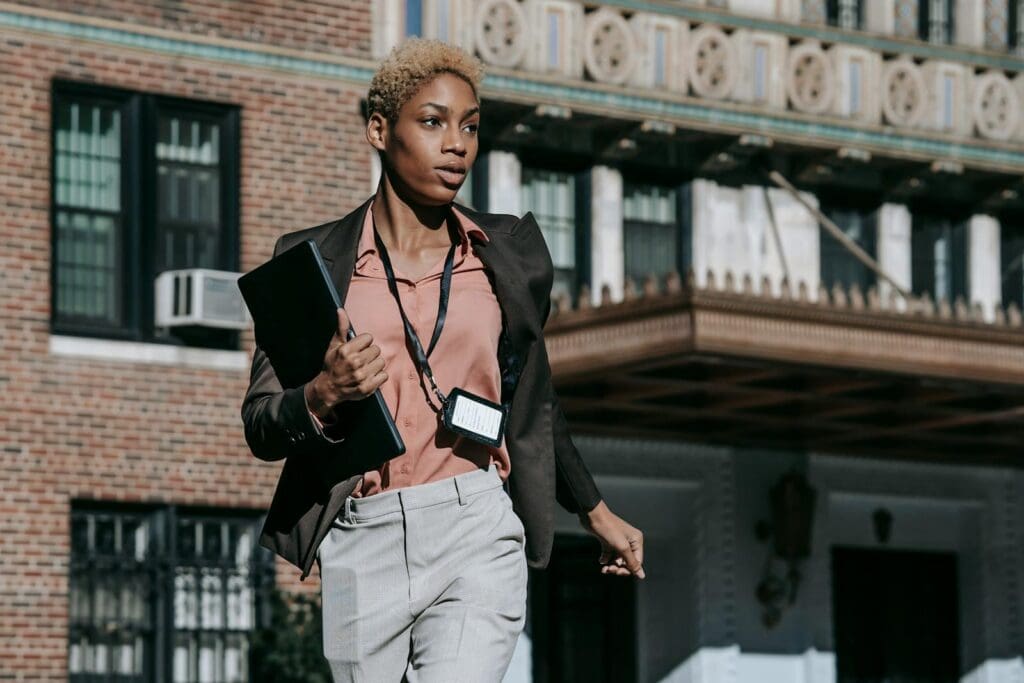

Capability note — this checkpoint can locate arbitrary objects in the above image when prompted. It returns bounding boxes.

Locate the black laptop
[238,239,405,469]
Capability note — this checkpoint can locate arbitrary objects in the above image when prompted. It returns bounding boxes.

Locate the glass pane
[1000,226,1024,309]
[54,100,121,211]
[156,113,223,272]
[821,207,876,292]
[69,509,154,679]
[522,168,576,271]
[173,515,266,683]
[54,97,123,326]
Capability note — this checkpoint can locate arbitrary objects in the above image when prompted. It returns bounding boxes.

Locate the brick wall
[8,0,372,59]
[0,3,373,678]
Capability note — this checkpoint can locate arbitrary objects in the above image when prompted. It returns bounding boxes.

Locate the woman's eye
[423,117,440,127]
[463,123,479,134]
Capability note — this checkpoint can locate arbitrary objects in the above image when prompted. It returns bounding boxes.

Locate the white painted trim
[49,335,250,371]
[962,657,1024,683]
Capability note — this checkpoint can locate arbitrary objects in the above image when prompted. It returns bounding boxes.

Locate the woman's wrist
[304,374,333,419]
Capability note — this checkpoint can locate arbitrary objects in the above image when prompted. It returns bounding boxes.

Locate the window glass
[522,167,577,300]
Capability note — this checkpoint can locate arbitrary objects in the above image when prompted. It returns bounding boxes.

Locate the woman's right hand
[304,308,388,420]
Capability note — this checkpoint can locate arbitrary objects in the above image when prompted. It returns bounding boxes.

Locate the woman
[242,38,644,682]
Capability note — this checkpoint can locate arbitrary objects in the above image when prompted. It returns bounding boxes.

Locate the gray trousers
[317,464,528,682]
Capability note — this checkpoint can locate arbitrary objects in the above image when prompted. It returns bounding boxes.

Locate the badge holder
[442,388,508,448]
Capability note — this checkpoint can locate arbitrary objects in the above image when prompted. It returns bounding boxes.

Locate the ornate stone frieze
[474,0,529,68]
[881,58,927,127]
[522,0,583,79]
[829,44,882,124]
[582,8,636,85]
[786,40,834,114]
[688,25,739,100]
[922,60,973,135]
[733,29,788,109]
[972,70,1021,141]
[629,13,688,93]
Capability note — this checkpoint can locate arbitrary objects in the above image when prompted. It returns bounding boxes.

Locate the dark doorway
[832,547,960,683]
[529,534,637,683]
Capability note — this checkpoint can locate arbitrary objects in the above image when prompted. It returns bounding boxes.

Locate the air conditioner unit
[155,269,250,330]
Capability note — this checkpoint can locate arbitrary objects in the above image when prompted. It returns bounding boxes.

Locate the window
[820,206,877,293]
[405,0,422,36]
[919,0,954,44]
[623,182,690,288]
[827,0,863,29]
[521,167,581,301]
[1010,0,1024,53]
[1001,225,1024,310]
[911,215,967,302]
[69,504,272,683]
[52,82,240,349]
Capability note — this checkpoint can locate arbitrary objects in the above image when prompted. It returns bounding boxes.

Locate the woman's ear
[366,112,388,153]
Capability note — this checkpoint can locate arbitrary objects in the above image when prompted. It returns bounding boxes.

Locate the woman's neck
[370,172,451,252]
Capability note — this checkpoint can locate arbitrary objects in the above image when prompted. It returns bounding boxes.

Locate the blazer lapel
[319,196,373,305]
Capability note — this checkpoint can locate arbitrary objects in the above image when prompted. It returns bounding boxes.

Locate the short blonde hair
[367,38,484,123]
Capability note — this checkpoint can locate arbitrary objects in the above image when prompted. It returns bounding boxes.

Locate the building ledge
[49,335,249,372]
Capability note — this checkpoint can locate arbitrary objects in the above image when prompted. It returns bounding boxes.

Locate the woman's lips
[435,167,466,185]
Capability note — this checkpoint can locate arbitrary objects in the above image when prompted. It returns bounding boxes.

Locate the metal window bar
[69,507,270,683]
[623,184,679,288]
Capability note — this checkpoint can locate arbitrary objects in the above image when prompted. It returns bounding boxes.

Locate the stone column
[969,214,1001,322]
[876,203,912,310]
[589,165,624,304]
[486,151,521,217]
[955,0,986,49]
[863,0,896,34]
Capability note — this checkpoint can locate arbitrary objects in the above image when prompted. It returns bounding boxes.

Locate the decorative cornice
[545,274,1024,385]
[600,0,1024,72]
[5,3,1024,171]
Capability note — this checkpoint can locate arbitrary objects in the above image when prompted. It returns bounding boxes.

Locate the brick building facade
[1,2,377,679]
[5,1,1024,682]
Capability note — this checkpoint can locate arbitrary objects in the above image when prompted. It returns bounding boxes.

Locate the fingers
[630,533,644,567]
[336,308,352,341]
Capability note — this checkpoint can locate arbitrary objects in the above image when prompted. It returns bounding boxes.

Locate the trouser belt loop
[454,477,467,506]
[343,497,353,522]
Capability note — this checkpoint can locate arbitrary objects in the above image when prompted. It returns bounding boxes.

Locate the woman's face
[369,72,480,206]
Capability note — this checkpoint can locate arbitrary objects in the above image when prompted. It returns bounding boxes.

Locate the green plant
[251,588,332,683]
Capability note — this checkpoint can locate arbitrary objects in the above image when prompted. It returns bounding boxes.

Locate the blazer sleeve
[518,213,604,514]
[240,236,346,462]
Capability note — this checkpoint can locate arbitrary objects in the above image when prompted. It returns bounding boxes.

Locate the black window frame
[51,81,241,349]
[519,163,591,303]
[68,501,274,683]
[1010,0,1023,52]
[918,0,955,44]
[819,202,878,294]
[826,0,864,30]
[1001,222,1024,310]
[911,213,968,303]
[622,180,692,289]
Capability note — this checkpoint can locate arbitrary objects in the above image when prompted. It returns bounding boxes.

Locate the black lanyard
[372,218,456,409]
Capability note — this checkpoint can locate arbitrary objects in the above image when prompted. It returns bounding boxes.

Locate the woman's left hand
[578,501,645,579]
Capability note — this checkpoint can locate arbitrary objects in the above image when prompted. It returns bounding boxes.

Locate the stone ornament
[688,25,738,100]
[583,8,636,85]
[474,0,529,68]
[972,71,1020,141]
[786,41,834,114]
[881,59,926,127]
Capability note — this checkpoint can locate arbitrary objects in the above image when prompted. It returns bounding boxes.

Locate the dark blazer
[241,197,602,580]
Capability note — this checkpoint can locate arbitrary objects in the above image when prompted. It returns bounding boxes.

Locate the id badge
[442,388,507,448]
